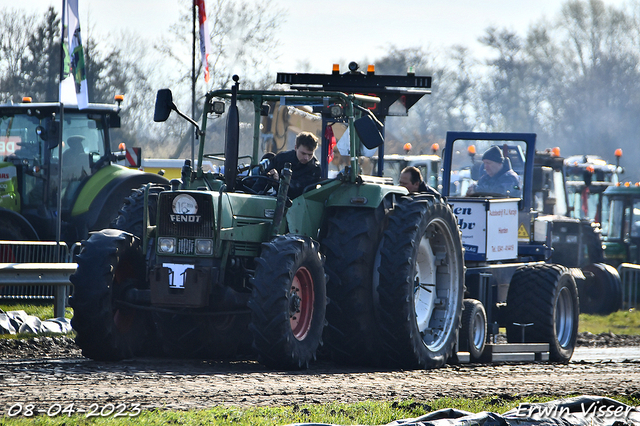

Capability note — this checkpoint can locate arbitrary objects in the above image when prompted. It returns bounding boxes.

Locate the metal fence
[617,263,640,310]
[0,241,79,318]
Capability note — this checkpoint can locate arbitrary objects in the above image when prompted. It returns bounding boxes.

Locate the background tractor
[0,97,169,316]
[0,97,169,244]
[530,149,621,314]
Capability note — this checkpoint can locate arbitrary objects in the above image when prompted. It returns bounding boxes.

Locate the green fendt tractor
[69,65,468,370]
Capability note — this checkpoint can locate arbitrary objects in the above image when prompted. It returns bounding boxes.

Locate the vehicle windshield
[1,111,107,210]
[606,199,626,239]
[447,139,526,199]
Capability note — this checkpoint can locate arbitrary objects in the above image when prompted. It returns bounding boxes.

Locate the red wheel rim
[289,266,314,341]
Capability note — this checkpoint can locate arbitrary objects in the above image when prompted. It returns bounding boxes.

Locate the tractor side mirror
[40,121,60,149]
[354,115,384,149]
[108,112,121,128]
[154,89,175,122]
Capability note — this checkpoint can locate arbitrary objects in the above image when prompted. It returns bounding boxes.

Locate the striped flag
[60,0,88,108]
[196,0,212,82]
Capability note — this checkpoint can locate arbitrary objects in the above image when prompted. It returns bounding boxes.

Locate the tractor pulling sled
[69,65,579,369]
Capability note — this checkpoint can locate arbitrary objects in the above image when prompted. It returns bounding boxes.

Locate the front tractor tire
[505,264,579,363]
[70,229,153,361]
[249,235,327,369]
[377,195,465,369]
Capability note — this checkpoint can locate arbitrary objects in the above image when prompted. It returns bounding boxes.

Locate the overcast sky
[4,0,630,75]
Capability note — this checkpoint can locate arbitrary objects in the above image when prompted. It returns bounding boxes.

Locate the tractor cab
[441,132,542,263]
[0,98,167,242]
[602,183,640,266]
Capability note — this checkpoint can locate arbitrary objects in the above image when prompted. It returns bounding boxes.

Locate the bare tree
[0,8,37,102]
[153,0,285,158]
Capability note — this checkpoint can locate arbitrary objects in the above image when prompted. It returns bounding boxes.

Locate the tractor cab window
[49,113,106,210]
[1,113,53,208]
[632,200,640,238]
[0,114,43,162]
[447,139,525,199]
[607,199,625,239]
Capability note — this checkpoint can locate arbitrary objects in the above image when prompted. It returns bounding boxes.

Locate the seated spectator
[467,146,521,197]
[399,166,439,195]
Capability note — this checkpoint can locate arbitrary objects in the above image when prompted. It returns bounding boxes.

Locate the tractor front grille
[158,192,214,238]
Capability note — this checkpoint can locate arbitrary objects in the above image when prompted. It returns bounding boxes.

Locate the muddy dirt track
[0,334,640,415]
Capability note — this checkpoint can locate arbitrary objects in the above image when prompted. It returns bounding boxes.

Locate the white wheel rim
[556,285,575,347]
[414,218,461,352]
[472,310,486,350]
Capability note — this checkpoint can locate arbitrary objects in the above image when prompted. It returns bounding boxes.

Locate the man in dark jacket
[468,146,521,197]
[263,131,321,199]
[399,166,439,195]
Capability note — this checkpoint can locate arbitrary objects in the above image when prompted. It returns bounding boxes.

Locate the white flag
[60,0,88,108]
[196,0,212,82]
[336,127,351,156]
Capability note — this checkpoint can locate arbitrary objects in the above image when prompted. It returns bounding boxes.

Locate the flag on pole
[60,0,88,108]
[196,0,212,82]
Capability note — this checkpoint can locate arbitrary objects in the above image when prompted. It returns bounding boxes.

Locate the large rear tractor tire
[578,263,622,314]
[320,206,386,366]
[460,299,487,361]
[505,264,579,363]
[377,195,465,369]
[70,229,155,361]
[249,235,327,369]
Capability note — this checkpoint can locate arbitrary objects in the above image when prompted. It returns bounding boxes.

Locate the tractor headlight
[158,237,176,254]
[195,239,213,255]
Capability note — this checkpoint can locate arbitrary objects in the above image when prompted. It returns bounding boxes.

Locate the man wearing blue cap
[468,146,521,197]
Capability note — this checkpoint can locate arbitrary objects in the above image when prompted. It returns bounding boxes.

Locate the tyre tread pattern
[70,229,152,361]
[376,195,464,369]
[321,207,385,365]
[505,263,579,363]
[248,235,326,370]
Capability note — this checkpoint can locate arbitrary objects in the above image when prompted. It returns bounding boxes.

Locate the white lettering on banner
[0,141,16,155]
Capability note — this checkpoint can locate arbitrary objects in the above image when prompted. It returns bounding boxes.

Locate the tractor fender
[0,207,39,240]
[71,164,169,231]
[287,180,407,237]
[324,181,407,209]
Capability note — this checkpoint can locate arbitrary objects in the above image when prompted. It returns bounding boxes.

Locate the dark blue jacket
[264,150,321,199]
[476,162,521,197]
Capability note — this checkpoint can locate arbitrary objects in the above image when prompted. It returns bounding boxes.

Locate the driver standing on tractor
[261,131,321,198]
[467,145,521,197]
